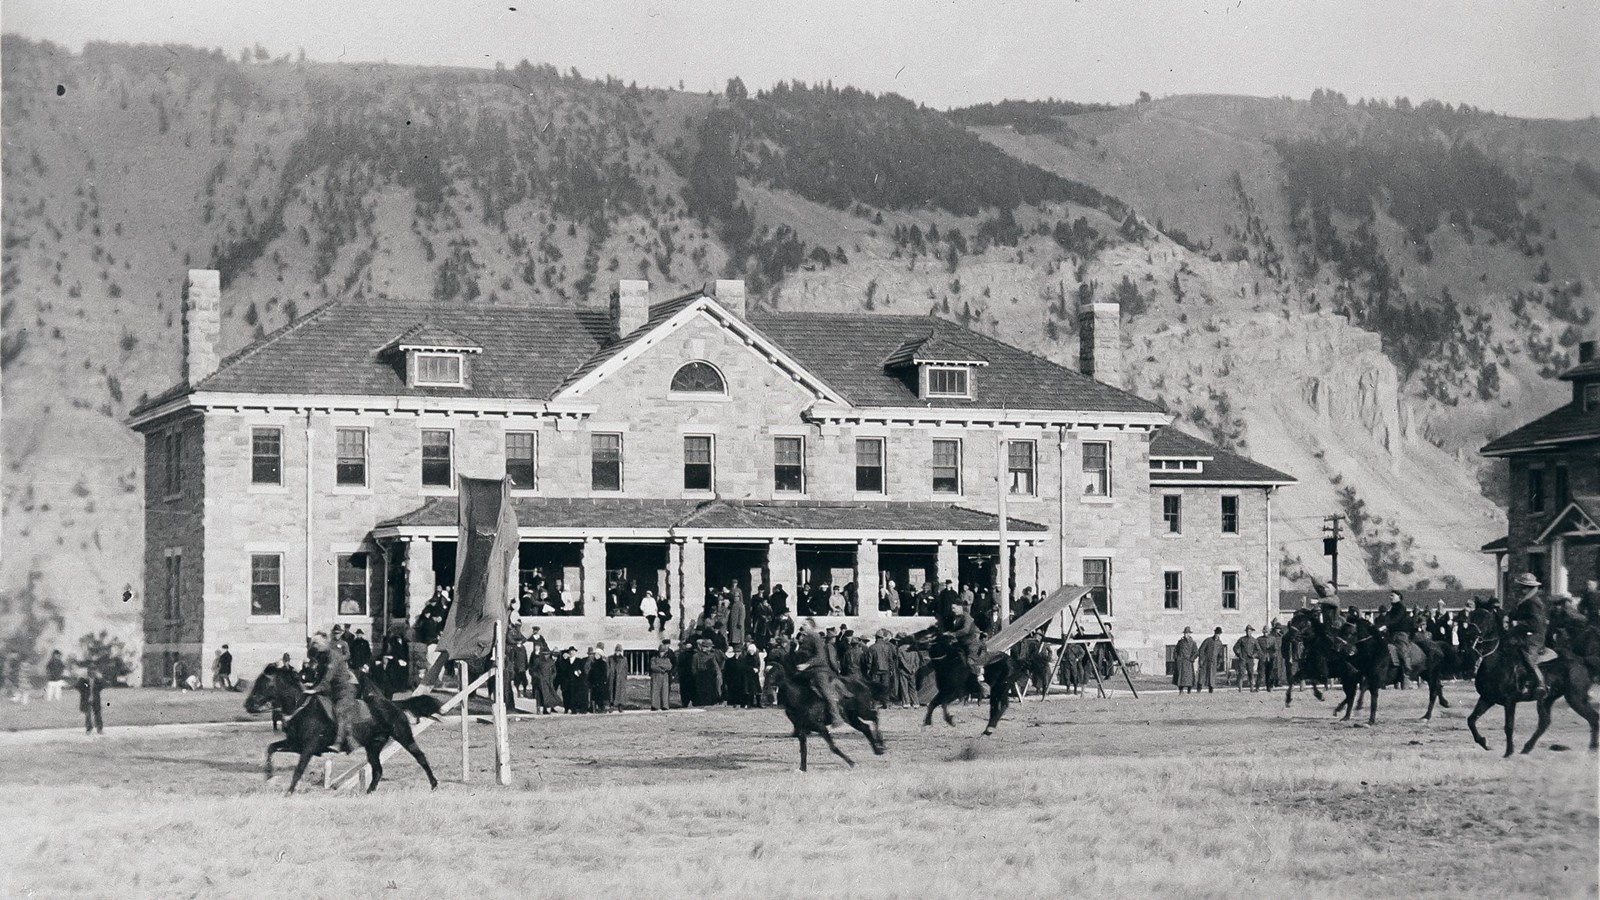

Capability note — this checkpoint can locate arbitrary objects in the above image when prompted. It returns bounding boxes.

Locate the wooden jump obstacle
[985,583,1139,700]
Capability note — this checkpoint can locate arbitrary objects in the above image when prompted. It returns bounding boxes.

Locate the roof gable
[550,294,850,405]
[1533,496,1600,544]
[382,320,484,354]
[1480,401,1600,456]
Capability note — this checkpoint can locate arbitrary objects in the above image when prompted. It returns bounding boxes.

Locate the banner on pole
[438,476,517,662]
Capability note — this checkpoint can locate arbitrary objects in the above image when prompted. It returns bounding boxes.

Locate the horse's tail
[397,694,444,722]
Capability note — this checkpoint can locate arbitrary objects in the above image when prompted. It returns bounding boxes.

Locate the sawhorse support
[1039,600,1138,699]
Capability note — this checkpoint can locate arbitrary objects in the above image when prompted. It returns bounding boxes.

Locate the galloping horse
[908,630,1017,736]
[1281,608,1331,707]
[1464,608,1598,757]
[768,661,885,771]
[244,664,440,793]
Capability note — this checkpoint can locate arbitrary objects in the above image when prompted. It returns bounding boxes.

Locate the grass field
[1,683,1595,899]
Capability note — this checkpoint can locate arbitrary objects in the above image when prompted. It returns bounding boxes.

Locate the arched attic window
[670,361,726,394]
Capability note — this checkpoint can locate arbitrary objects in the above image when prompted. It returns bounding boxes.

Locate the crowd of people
[3,647,110,734]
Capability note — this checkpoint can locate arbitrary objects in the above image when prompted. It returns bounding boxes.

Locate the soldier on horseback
[938,599,986,697]
[305,632,362,752]
[793,617,846,727]
[1507,572,1549,699]
[1380,591,1419,683]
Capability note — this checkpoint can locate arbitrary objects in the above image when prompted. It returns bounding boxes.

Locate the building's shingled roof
[747,313,1161,413]
[1148,428,1296,485]
[883,332,991,368]
[1480,536,1508,553]
[131,294,1166,418]
[377,497,1048,533]
[1558,357,1600,381]
[1480,401,1600,456]
[1278,588,1491,613]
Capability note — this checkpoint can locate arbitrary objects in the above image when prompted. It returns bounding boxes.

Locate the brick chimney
[611,279,650,341]
[1580,340,1596,364]
[1078,299,1122,389]
[712,279,746,318]
[183,269,222,385]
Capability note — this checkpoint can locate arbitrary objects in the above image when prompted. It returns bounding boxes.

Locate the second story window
[164,429,185,497]
[683,436,714,491]
[1162,494,1182,533]
[1007,441,1036,496]
[1082,442,1110,497]
[932,439,962,494]
[251,427,282,485]
[335,428,367,487]
[1221,495,1239,534]
[1585,382,1600,412]
[1528,467,1546,514]
[506,432,537,490]
[1163,571,1182,610]
[1222,571,1240,610]
[250,553,282,617]
[855,438,885,494]
[420,430,453,488]
[592,433,623,492]
[774,436,805,493]
[1555,464,1570,507]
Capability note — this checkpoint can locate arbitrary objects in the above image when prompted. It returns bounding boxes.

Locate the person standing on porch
[649,642,674,710]
[728,587,748,647]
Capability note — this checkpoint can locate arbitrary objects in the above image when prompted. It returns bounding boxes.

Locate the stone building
[1481,339,1600,598]
[129,271,1294,683]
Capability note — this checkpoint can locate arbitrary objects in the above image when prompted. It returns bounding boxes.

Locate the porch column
[1551,538,1569,597]
[856,539,881,619]
[936,540,959,588]
[767,538,798,599]
[681,538,707,625]
[404,538,435,609]
[581,538,606,619]
[668,540,684,633]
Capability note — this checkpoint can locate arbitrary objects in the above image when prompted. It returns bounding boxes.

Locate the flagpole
[997,435,1010,628]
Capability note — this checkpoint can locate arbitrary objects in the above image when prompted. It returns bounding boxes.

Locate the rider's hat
[1514,572,1541,588]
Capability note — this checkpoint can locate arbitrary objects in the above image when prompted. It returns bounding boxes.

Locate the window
[774,436,805,493]
[1585,382,1600,412]
[335,428,367,487]
[1222,571,1240,610]
[1007,441,1036,495]
[1221,495,1239,534]
[925,366,970,398]
[670,362,726,394]
[1082,442,1111,497]
[1555,465,1570,507]
[592,433,623,491]
[1528,467,1546,514]
[414,352,464,387]
[1083,558,1112,615]
[1162,495,1182,533]
[506,432,537,489]
[421,430,453,487]
[855,438,885,493]
[163,429,184,497]
[336,553,368,616]
[250,553,282,617]
[1163,571,1182,610]
[163,551,182,620]
[684,435,714,491]
[932,439,962,494]
[251,427,282,485]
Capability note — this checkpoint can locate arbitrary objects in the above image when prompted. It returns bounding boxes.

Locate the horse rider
[1311,579,1344,632]
[1506,572,1549,699]
[793,617,846,727]
[938,598,986,697]
[1380,592,1418,682]
[306,632,362,752]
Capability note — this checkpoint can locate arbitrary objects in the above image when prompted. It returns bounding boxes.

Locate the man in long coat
[648,642,674,710]
[1173,626,1198,693]
[1233,626,1261,691]
[864,629,898,708]
[1198,627,1225,693]
[728,588,748,648]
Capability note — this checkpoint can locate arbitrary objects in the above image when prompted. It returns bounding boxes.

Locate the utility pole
[1322,514,1344,588]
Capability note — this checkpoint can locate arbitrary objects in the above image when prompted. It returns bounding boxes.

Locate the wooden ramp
[986,584,1092,654]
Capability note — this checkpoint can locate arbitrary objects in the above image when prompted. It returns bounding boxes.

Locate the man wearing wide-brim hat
[1507,572,1550,698]
[1233,625,1261,692]
[1173,626,1198,694]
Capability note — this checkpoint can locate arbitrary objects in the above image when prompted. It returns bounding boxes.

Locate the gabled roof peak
[382,319,484,354]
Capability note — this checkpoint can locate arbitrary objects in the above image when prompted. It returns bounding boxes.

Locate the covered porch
[1533,496,1600,597]
[371,497,1050,650]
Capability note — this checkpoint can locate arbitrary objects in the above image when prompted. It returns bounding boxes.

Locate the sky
[3,0,1597,119]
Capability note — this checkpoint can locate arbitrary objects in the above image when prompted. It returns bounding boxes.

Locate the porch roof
[376,497,1049,535]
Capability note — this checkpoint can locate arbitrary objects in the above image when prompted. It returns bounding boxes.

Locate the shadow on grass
[579,753,768,771]
[124,753,263,775]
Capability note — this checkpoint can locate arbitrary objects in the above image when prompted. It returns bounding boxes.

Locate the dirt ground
[2,681,1595,898]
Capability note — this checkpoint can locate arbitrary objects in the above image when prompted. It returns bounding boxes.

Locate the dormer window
[1152,459,1203,471]
[381,321,483,390]
[414,352,465,387]
[924,366,971,399]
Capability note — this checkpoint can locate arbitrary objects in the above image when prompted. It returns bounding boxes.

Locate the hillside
[3,38,1594,655]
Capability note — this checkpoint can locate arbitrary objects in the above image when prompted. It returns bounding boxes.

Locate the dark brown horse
[768,661,885,771]
[910,631,1017,736]
[1464,609,1599,757]
[244,664,439,793]
[1281,608,1331,707]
